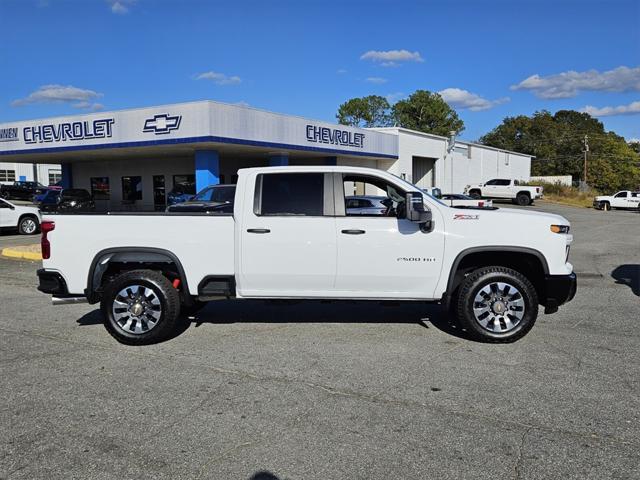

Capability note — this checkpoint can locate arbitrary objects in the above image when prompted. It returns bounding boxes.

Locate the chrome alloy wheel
[22,218,37,234]
[112,285,162,334]
[473,282,525,333]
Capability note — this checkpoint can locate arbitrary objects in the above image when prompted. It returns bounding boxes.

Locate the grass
[530,182,597,208]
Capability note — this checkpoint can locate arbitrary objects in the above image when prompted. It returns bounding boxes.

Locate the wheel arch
[444,246,549,310]
[86,247,190,304]
[516,190,532,198]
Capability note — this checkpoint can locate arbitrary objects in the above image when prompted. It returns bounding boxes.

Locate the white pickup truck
[464,179,543,206]
[37,166,576,345]
[592,190,640,211]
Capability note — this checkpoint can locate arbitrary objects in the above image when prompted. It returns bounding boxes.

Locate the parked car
[440,193,493,208]
[592,191,640,211]
[34,189,61,211]
[0,197,41,234]
[345,195,393,216]
[167,182,196,206]
[0,181,48,201]
[166,184,236,213]
[37,166,576,346]
[464,179,543,206]
[56,189,95,212]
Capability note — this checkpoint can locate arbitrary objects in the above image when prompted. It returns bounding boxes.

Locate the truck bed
[41,212,235,296]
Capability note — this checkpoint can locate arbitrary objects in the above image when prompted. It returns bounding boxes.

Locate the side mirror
[405,191,433,231]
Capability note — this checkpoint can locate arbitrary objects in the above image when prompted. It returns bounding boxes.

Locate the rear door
[0,199,13,227]
[238,172,337,297]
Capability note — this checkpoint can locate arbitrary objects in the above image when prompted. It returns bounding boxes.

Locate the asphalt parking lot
[1,202,639,480]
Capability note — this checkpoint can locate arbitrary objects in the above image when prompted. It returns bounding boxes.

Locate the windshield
[193,186,236,202]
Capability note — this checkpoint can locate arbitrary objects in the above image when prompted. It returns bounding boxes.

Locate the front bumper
[542,272,577,313]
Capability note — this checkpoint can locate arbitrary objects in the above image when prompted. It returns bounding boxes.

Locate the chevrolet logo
[143,113,182,135]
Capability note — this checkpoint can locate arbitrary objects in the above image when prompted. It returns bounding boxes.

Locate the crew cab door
[334,173,445,299]
[238,172,337,297]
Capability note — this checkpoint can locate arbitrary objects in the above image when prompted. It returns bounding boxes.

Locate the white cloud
[360,49,424,67]
[12,84,103,107]
[438,88,509,111]
[628,138,640,143]
[581,100,640,117]
[385,92,405,104]
[195,71,242,85]
[511,66,640,99]
[365,77,388,84]
[108,0,136,14]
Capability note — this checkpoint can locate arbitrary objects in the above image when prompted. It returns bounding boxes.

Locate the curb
[1,247,42,261]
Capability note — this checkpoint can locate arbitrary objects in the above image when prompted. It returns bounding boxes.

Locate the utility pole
[582,134,589,187]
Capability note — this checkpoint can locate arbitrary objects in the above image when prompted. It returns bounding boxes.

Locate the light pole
[447,130,457,193]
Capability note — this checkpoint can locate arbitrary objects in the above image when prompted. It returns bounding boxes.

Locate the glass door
[153,175,166,211]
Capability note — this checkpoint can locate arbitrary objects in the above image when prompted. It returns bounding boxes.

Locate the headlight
[69,200,77,207]
[550,224,570,234]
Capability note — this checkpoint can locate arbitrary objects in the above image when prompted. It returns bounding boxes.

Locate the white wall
[0,161,60,185]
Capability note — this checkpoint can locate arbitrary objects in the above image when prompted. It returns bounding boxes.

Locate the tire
[455,266,539,343]
[469,191,481,199]
[602,202,611,212]
[18,215,39,235]
[516,193,530,206]
[101,269,181,345]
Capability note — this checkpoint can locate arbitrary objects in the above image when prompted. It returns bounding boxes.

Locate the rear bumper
[37,269,69,295]
[542,272,577,313]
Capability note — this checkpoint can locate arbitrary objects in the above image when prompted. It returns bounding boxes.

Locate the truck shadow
[76,300,472,342]
[611,264,640,296]
[185,299,471,341]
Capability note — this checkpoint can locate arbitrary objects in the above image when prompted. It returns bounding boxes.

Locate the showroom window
[91,177,111,200]
[255,173,324,216]
[48,170,62,186]
[173,174,196,195]
[0,169,16,182]
[122,176,142,201]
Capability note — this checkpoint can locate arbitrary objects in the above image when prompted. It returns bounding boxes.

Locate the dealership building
[0,100,532,210]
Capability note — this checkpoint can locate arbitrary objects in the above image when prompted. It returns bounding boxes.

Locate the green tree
[392,90,464,136]
[480,110,640,192]
[336,95,393,128]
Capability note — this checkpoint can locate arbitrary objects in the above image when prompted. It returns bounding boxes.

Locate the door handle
[247,228,271,234]
[341,229,366,235]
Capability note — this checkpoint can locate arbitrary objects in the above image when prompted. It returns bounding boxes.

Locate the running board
[52,296,88,305]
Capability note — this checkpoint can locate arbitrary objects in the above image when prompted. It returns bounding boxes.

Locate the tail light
[41,221,55,259]
[478,201,484,207]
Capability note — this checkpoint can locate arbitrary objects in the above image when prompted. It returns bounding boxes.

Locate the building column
[324,156,338,166]
[60,163,73,188]
[269,153,289,166]
[195,150,220,192]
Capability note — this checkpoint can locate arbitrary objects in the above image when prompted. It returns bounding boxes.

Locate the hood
[594,195,610,201]
[487,207,568,224]
[168,201,225,212]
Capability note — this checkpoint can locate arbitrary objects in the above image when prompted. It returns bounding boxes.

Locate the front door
[334,173,445,299]
[239,172,337,297]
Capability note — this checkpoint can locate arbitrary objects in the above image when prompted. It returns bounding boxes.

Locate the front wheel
[602,202,611,211]
[455,266,539,343]
[101,270,181,345]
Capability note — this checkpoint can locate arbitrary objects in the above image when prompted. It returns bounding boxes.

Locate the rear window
[256,173,324,216]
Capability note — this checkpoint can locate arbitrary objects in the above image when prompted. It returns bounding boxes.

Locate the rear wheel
[516,193,531,206]
[455,266,538,343]
[469,190,481,199]
[18,216,39,235]
[101,269,181,345]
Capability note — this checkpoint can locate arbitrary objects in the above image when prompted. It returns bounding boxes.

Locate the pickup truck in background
[36,166,576,345]
[592,190,640,211]
[464,179,543,206]
[0,181,48,201]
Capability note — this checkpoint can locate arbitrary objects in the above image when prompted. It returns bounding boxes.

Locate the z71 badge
[453,214,480,220]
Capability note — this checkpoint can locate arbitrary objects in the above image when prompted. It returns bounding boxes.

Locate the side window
[614,192,627,198]
[256,173,324,216]
[497,179,511,186]
[485,179,498,185]
[342,174,405,217]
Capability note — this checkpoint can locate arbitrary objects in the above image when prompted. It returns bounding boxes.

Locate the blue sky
[1,0,639,142]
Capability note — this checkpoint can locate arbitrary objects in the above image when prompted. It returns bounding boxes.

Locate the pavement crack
[513,426,532,480]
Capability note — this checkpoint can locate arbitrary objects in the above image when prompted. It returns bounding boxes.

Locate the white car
[37,166,576,345]
[441,193,493,208]
[0,198,41,235]
[593,191,640,211]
